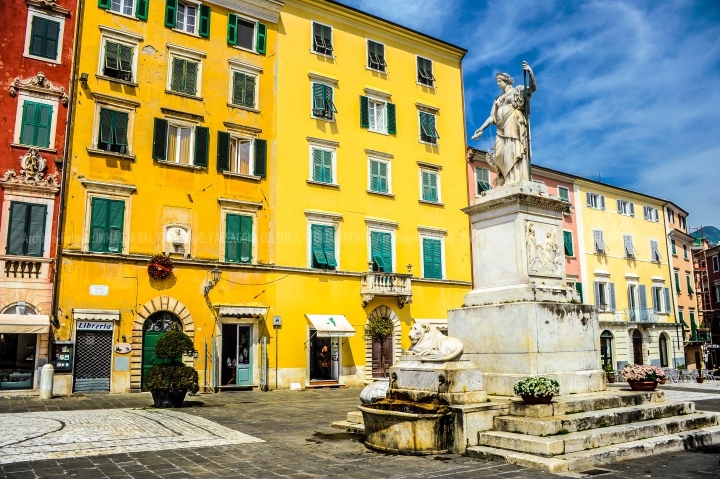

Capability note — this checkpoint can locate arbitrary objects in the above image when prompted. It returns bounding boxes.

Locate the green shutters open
[135,0,149,19]
[370,231,392,273]
[476,167,490,192]
[387,103,397,134]
[227,13,237,44]
[253,139,267,178]
[422,238,442,279]
[360,96,369,128]
[419,112,439,142]
[256,22,267,54]
[216,131,230,172]
[199,5,210,37]
[98,0,111,9]
[563,231,574,256]
[225,214,252,263]
[89,198,124,253]
[194,126,209,167]
[312,83,336,119]
[6,202,46,257]
[312,22,332,55]
[29,16,60,60]
[417,57,435,86]
[152,118,168,160]
[165,0,177,27]
[19,101,52,148]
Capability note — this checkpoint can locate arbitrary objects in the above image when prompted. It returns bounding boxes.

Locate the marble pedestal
[388,356,486,405]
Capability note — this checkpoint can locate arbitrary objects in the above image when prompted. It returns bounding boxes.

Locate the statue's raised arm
[471,61,536,187]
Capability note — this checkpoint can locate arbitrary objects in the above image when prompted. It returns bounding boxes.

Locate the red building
[466,147,584,299]
[0,0,76,392]
[693,240,720,369]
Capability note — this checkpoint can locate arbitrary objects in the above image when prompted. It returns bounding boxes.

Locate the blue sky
[339,0,720,229]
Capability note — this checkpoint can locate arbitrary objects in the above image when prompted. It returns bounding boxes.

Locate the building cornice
[462,191,566,217]
[305,209,343,222]
[204,0,283,23]
[78,177,136,196]
[218,198,263,211]
[365,149,393,160]
[26,0,70,16]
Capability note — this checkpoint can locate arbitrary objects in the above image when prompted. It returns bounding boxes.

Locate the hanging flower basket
[148,254,174,280]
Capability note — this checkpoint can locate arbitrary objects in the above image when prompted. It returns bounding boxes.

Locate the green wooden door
[142,331,165,389]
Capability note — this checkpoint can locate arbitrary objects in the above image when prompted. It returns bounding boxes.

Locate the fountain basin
[358,402,453,455]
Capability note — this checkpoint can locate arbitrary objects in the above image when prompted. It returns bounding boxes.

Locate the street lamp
[203,267,222,296]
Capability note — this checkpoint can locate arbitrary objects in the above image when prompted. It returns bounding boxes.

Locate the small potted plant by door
[603,364,616,383]
[145,329,199,408]
[621,364,666,391]
[513,377,560,404]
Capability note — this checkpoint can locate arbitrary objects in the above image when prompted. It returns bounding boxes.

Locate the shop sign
[89,285,109,296]
[114,342,132,354]
[77,321,113,331]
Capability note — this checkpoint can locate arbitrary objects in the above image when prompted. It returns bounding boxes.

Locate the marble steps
[330,411,365,434]
[478,412,720,457]
[467,425,720,473]
[508,391,664,418]
[494,401,695,436]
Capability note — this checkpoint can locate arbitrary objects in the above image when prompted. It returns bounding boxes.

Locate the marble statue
[471,61,536,187]
[407,322,463,363]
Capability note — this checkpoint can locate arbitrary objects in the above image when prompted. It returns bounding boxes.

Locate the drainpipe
[51,0,85,333]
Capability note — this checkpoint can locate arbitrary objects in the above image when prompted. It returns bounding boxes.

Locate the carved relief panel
[525,221,563,277]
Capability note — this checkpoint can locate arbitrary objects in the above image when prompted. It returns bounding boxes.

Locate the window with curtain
[229,138,253,175]
[167,125,193,164]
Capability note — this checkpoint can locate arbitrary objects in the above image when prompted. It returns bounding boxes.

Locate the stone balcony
[360,272,413,308]
[0,255,53,281]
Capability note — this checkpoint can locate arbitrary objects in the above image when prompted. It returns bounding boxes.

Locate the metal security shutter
[73,331,113,392]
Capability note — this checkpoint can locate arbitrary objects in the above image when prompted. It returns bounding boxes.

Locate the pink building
[466,148,584,301]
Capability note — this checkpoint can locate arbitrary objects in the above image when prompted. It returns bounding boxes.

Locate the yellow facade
[576,180,683,370]
[56,0,471,393]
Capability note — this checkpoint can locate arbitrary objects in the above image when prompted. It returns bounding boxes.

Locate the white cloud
[355,0,459,37]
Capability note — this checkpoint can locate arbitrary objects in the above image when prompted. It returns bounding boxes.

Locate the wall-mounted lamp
[203,267,222,296]
[79,73,89,83]
[406,264,413,274]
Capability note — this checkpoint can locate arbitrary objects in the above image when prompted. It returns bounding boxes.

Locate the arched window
[1,302,37,315]
[659,334,669,368]
[143,311,182,332]
[600,330,613,369]
[632,330,643,365]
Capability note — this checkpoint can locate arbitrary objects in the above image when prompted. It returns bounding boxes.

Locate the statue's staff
[524,62,532,181]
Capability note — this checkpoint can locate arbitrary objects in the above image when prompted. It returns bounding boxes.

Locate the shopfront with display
[0,303,51,390]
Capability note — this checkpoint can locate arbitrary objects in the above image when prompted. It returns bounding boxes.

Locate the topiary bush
[365,316,394,377]
[155,328,195,361]
[146,364,199,394]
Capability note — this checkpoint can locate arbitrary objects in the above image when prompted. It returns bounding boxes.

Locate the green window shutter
[227,13,237,45]
[671,240,677,255]
[476,167,490,192]
[311,225,327,267]
[135,0,149,20]
[421,171,430,200]
[99,108,114,144]
[575,283,583,303]
[423,238,442,279]
[89,198,109,252]
[370,160,379,192]
[428,113,439,139]
[216,131,230,172]
[559,188,570,202]
[312,83,325,116]
[44,19,60,59]
[98,0,111,9]
[199,5,211,37]
[322,149,332,183]
[194,126,209,167]
[107,200,124,253]
[19,101,37,145]
[119,44,133,72]
[325,84,337,114]
[378,161,388,193]
[370,231,386,272]
[225,214,240,262]
[105,41,120,70]
[360,96,369,128]
[26,204,47,257]
[253,139,267,178]
[381,232,392,273]
[114,111,129,146]
[687,275,694,294]
[29,17,47,56]
[432,239,442,279]
[165,0,177,28]
[171,57,184,92]
[675,272,681,294]
[35,104,52,148]
[312,148,323,182]
[244,75,255,108]
[563,231,574,256]
[324,226,337,267]
[232,71,245,105]
[387,103,397,134]
[184,61,198,95]
[152,118,168,160]
[6,203,29,255]
[239,215,252,263]
[256,22,267,54]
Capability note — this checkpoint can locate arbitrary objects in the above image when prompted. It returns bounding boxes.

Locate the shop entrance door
[632,330,643,365]
[220,324,253,387]
[372,338,393,378]
[309,331,339,382]
[74,330,112,392]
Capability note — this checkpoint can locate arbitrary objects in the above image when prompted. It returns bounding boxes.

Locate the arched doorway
[0,302,39,390]
[365,306,401,380]
[141,311,182,388]
[632,330,643,365]
[659,334,669,368]
[600,330,613,369]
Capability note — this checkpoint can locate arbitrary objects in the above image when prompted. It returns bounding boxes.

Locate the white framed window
[418,111,439,144]
[714,283,720,304]
[311,81,337,121]
[97,27,142,83]
[109,0,135,16]
[229,137,254,175]
[476,167,491,194]
[558,186,570,202]
[166,45,205,98]
[420,233,445,280]
[593,229,606,254]
[419,169,441,203]
[650,239,662,262]
[616,199,634,216]
[311,21,333,56]
[218,199,260,264]
[14,95,59,150]
[167,124,195,165]
[152,115,209,168]
[713,255,720,273]
[90,101,135,156]
[643,206,659,222]
[229,68,259,110]
[367,222,396,273]
[416,55,434,87]
[651,285,670,314]
[594,280,615,312]
[308,145,336,185]
[623,234,636,258]
[586,192,605,210]
[79,178,136,254]
[367,39,387,72]
[368,158,391,194]
[368,99,386,133]
[667,209,675,224]
[24,9,65,64]
[176,1,198,35]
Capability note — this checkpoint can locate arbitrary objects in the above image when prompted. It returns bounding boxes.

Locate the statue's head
[409,322,430,345]
[496,72,513,88]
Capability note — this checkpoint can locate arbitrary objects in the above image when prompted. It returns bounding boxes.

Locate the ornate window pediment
[1,148,60,194]
[9,72,68,106]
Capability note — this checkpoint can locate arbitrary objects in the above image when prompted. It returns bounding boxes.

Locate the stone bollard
[39,363,54,400]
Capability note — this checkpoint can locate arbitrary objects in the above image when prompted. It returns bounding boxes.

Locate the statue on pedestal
[472,61,536,187]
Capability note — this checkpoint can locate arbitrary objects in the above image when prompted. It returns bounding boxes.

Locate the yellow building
[56,0,471,393]
[56,0,282,393]
[575,179,683,371]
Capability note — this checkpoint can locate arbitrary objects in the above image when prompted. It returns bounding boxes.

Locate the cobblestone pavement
[0,388,719,478]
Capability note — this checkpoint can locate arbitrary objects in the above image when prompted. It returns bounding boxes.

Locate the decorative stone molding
[417,161,442,171]
[308,71,339,86]
[163,224,191,258]
[224,121,261,136]
[365,217,399,229]
[1,149,60,193]
[94,92,141,109]
[217,198,263,211]
[78,177,136,196]
[217,305,268,318]
[417,226,447,236]
[305,209,343,223]
[162,108,203,122]
[26,0,70,16]
[204,0,282,24]
[361,272,413,309]
[462,192,567,216]
[166,43,206,59]
[365,149,393,160]
[364,87,392,101]
[307,136,339,148]
[228,59,263,73]
[415,101,440,113]
[98,25,143,43]
[9,72,68,105]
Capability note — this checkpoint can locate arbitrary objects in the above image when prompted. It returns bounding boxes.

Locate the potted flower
[621,364,666,391]
[145,329,199,408]
[513,377,560,404]
[603,364,616,383]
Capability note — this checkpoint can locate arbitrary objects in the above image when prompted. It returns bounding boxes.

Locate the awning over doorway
[72,309,120,321]
[0,314,50,334]
[306,314,355,337]
[218,306,268,318]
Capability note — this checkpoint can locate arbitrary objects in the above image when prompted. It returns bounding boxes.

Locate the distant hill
[692,226,720,245]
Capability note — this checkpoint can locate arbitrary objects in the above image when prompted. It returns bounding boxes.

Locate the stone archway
[130,296,194,392]
[364,305,402,382]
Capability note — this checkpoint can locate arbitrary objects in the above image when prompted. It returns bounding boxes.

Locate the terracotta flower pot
[697,378,705,384]
[607,376,616,383]
[521,395,553,404]
[658,378,666,385]
[627,380,658,392]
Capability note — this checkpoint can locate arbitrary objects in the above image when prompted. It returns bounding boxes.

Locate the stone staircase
[467,390,720,473]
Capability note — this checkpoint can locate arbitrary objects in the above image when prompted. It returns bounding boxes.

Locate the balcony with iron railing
[0,255,53,281]
[360,270,413,309]
[623,308,659,323]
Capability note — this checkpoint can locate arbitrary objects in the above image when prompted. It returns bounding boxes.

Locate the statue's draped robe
[489,86,530,185]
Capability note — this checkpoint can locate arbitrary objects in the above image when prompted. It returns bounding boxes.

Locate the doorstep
[0,389,40,398]
[307,380,345,389]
